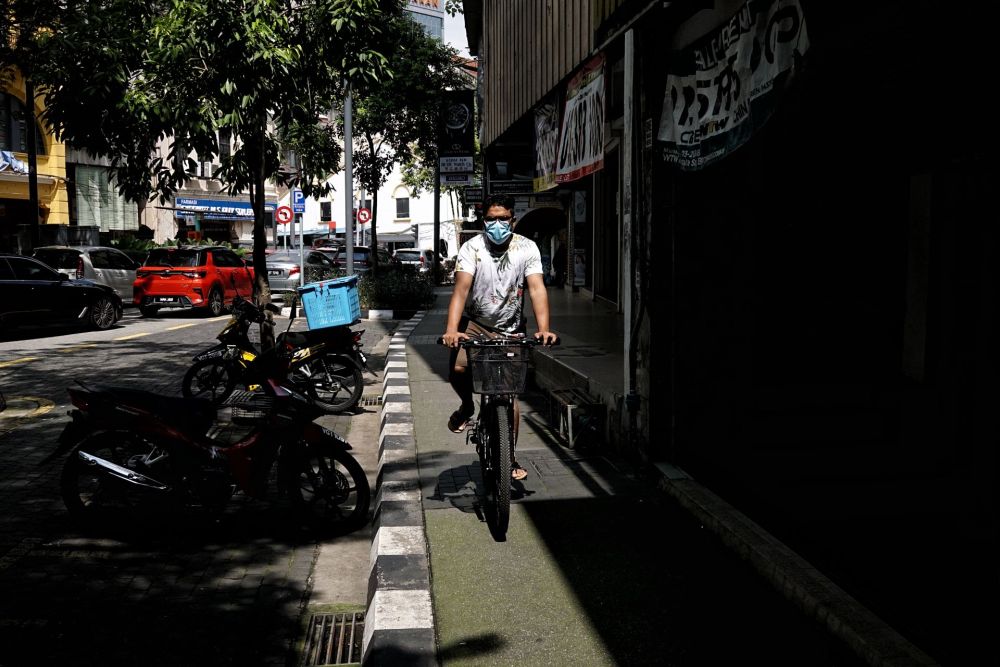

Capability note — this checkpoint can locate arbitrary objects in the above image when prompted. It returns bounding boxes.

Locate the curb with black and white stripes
[363,311,436,666]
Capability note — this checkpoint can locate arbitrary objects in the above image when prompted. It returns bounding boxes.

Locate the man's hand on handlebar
[533,331,559,346]
[441,331,471,348]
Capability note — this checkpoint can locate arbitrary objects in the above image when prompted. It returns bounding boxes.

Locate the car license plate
[156,297,177,303]
[268,269,282,276]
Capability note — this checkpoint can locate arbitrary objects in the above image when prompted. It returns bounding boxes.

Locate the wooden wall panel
[481,0,598,147]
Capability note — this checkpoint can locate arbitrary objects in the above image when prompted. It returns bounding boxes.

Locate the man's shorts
[450,318,496,371]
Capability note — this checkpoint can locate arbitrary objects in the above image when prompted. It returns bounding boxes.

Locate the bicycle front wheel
[486,401,513,540]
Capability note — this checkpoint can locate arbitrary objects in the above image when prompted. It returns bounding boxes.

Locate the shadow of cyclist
[428,462,536,517]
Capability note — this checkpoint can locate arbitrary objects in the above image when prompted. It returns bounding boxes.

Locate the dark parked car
[33,245,141,302]
[0,253,123,332]
[328,247,391,274]
[392,248,435,274]
[266,250,338,292]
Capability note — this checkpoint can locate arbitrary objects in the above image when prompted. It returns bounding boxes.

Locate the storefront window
[0,93,46,155]
[73,165,138,231]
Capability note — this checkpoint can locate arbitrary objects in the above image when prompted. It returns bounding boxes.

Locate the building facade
[0,68,69,252]
[465,2,996,663]
[407,0,445,39]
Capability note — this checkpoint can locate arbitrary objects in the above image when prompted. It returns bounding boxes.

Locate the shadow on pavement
[0,338,369,667]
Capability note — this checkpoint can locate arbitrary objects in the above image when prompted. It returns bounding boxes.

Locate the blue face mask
[485,220,512,245]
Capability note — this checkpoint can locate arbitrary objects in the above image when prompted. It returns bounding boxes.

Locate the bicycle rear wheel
[485,401,512,540]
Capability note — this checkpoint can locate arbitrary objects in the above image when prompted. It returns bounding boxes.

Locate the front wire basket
[223,390,274,424]
[467,345,531,394]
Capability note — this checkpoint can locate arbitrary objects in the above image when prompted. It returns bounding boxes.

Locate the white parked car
[33,246,141,302]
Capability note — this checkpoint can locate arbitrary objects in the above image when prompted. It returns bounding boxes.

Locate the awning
[378,233,416,243]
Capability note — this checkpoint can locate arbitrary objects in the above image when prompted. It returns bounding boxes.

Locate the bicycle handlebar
[437,334,560,347]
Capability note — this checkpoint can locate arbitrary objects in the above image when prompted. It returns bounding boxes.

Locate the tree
[33,0,401,342]
[339,14,464,270]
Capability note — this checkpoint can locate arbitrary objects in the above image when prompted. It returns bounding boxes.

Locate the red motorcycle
[51,374,370,535]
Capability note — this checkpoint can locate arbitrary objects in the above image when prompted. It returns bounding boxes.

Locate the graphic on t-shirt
[456,233,542,333]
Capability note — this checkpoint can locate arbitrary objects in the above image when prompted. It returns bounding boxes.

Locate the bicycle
[440,333,558,540]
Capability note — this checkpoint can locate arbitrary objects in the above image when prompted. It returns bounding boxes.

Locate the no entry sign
[275,205,293,224]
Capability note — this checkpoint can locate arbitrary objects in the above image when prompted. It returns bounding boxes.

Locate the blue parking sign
[292,188,305,213]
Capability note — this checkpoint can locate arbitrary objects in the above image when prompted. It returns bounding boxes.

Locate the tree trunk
[249,115,275,349]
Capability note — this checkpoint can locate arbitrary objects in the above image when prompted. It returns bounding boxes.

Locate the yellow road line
[0,396,55,419]
[114,332,152,341]
[0,357,39,368]
[167,323,197,331]
[60,343,99,353]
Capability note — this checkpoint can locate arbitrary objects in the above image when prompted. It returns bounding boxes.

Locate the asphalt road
[0,308,394,667]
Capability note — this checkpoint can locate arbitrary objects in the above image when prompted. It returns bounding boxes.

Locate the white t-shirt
[455,233,543,333]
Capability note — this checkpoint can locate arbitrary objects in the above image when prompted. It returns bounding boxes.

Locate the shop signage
[489,180,534,195]
[555,54,606,183]
[438,90,475,157]
[572,248,587,286]
[464,187,484,203]
[439,156,474,173]
[441,173,474,186]
[658,0,810,170]
[533,100,561,192]
[175,197,276,220]
[438,89,475,184]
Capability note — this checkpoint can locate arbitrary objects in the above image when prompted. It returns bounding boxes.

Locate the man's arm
[526,273,557,344]
[442,271,473,347]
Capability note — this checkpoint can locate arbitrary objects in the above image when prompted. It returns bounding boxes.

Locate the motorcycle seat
[76,383,217,434]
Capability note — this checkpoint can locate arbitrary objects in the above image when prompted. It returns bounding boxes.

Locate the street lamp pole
[344,84,354,276]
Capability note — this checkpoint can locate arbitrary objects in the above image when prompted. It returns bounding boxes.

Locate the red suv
[133,246,254,317]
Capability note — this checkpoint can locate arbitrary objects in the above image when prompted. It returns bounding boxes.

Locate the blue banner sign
[175,198,277,220]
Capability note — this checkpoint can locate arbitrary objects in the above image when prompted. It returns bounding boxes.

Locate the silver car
[33,245,141,302]
[266,250,338,293]
[393,248,434,274]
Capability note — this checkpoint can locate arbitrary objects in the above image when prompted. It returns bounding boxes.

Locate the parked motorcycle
[181,296,371,413]
[51,376,370,535]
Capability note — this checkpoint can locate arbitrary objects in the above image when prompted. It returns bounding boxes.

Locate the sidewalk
[362,298,917,666]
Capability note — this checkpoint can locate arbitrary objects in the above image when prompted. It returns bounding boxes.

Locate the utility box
[548,388,604,449]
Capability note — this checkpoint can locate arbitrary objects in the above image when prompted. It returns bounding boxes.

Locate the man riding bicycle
[441,194,558,481]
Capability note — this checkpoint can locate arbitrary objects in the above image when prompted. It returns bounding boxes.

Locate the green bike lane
[403,307,864,666]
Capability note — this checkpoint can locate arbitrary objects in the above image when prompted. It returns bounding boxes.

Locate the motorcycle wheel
[182,359,238,403]
[292,354,364,413]
[282,445,370,535]
[61,430,164,524]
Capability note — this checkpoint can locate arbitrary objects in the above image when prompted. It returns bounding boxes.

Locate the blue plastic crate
[297,275,360,329]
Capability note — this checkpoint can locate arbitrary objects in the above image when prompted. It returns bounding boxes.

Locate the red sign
[356,207,372,224]
[327,221,338,230]
[275,205,293,224]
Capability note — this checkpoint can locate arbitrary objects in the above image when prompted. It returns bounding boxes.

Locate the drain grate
[303,612,365,665]
[359,394,383,407]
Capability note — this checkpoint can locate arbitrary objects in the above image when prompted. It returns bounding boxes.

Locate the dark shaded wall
[642,3,997,661]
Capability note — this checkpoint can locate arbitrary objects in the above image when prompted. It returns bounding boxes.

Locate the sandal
[448,409,474,433]
[511,461,528,481]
